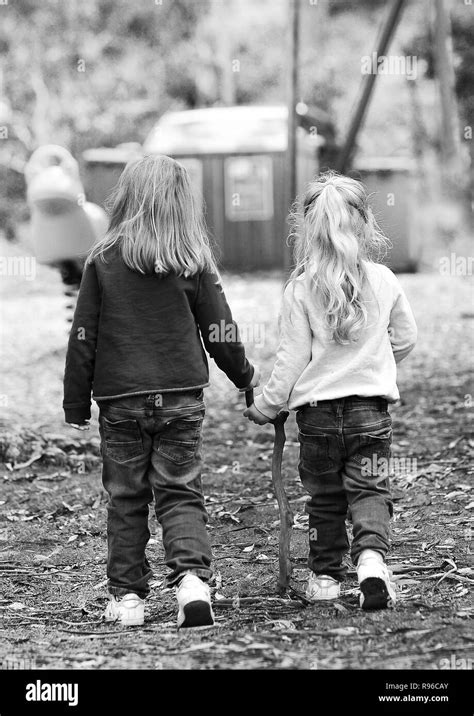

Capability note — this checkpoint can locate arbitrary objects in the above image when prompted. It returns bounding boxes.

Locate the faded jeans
[296,396,393,581]
[98,390,212,598]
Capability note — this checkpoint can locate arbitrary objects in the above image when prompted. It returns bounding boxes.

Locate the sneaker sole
[104,617,144,626]
[104,611,144,626]
[359,577,395,610]
[178,600,215,629]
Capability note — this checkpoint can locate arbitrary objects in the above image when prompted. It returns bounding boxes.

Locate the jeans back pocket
[350,424,393,480]
[357,425,392,459]
[158,414,203,465]
[297,419,337,475]
[101,416,144,463]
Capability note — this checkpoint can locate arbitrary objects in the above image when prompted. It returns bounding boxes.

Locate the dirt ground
[0,239,473,670]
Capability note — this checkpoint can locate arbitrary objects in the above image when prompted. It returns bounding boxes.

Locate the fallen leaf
[441,558,457,570]
[333,603,348,614]
[445,491,466,500]
[326,627,359,636]
[424,463,444,475]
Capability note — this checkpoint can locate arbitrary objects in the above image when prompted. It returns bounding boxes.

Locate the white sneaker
[306,573,341,601]
[176,573,215,629]
[357,550,397,610]
[104,593,145,626]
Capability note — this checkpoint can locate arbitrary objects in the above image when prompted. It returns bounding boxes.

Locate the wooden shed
[352,158,420,272]
[82,105,320,271]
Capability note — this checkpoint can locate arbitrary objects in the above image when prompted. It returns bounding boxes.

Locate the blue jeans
[98,390,212,598]
[296,396,393,581]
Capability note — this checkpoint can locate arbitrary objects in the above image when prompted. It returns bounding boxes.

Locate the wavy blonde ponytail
[290,171,389,344]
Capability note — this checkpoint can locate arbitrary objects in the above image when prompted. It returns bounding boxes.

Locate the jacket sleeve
[63,261,101,423]
[195,272,254,389]
[388,276,418,363]
[254,280,312,419]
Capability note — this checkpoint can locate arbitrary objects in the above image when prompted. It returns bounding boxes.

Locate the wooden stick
[12,454,43,470]
[245,389,293,595]
[271,411,292,595]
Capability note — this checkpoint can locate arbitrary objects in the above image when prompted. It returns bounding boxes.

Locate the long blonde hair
[290,171,389,344]
[89,154,218,277]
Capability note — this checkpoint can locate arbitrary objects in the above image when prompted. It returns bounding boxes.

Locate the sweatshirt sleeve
[63,261,101,423]
[387,273,418,363]
[195,272,254,389]
[254,280,312,419]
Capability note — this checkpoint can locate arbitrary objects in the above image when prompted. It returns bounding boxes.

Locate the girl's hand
[243,404,271,425]
[67,421,90,431]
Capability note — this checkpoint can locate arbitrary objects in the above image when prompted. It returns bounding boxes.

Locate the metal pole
[287,0,300,206]
[285,0,300,270]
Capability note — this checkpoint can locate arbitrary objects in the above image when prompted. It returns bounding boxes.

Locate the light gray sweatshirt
[254,262,417,419]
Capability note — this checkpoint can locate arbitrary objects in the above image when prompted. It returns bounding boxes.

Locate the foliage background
[0,0,472,238]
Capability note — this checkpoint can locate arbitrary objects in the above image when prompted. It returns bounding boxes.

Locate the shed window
[224,155,274,222]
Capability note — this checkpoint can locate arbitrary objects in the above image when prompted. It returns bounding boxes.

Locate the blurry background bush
[0,0,472,248]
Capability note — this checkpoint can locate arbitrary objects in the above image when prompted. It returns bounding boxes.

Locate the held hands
[241,365,270,425]
[243,403,271,425]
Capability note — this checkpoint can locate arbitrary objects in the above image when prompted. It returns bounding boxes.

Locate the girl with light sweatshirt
[245,171,417,610]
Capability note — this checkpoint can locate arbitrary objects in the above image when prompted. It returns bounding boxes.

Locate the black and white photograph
[0,0,473,708]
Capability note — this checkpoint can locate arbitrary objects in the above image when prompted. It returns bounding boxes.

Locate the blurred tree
[192,0,286,106]
[1,0,470,240]
[403,2,473,200]
[452,13,474,211]
[0,0,211,236]
[0,0,209,158]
